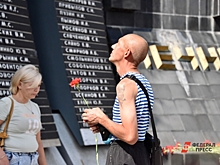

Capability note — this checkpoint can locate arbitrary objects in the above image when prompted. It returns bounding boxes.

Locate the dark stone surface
[184,71,207,85]
[168,115,185,131]
[196,114,214,131]
[181,115,199,131]
[111,0,141,10]
[213,0,218,15]
[105,11,134,26]
[200,0,211,16]
[200,32,216,45]
[189,31,203,43]
[214,31,220,44]
[174,0,187,14]
[135,31,156,43]
[205,71,220,84]
[172,131,205,144]
[204,100,220,114]
[190,100,206,114]
[214,16,220,32]
[153,99,164,115]
[188,0,199,15]
[163,15,186,30]
[208,115,220,131]
[210,85,220,98]
[171,154,184,165]
[169,84,189,98]
[202,131,220,142]
[188,17,199,31]
[200,17,211,31]
[189,85,213,99]
[135,30,160,44]
[174,99,193,114]
[141,0,161,12]
[152,115,172,131]
[199,153,220,165]
[160,99,178,114]
[141,70,180,84]
[134,13,161,28]
[185,153,200,165]
[216,131,220,139]
[120,28,135,36]
[157,132,175,146]
[214,99,220,112]
[106,27,123,44]
[163,0,174,13]
[151,84,172,99]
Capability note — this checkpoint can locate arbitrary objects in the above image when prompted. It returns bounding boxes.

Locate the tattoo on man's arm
[118,85,126,104]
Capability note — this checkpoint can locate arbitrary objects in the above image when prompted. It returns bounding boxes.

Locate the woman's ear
[18,81,22,89]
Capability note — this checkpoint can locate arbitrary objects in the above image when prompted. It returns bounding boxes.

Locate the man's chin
[108,57,114,63]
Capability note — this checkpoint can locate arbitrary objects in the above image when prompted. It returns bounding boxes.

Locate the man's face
[109,37,127,63]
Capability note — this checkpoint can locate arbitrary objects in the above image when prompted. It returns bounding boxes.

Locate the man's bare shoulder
[116,78,138,103]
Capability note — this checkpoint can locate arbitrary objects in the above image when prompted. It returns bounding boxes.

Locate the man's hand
[90,125,100,133]
[82,107,105,126]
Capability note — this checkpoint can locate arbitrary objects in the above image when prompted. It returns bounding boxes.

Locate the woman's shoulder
[0,96,12,105]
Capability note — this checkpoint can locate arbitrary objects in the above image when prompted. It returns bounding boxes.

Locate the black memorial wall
[27,0,116,146]
[55,0,116,129]
[0,0,60,147]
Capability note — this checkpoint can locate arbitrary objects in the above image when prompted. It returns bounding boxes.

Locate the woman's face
[18,81,41,100]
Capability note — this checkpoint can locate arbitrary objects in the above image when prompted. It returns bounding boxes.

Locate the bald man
[82,34,154,165]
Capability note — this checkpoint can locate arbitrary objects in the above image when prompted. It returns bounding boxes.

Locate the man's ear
[124,48,131,57]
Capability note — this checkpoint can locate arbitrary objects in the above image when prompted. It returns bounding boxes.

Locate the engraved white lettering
[65,48,89,54]
[0,72,13,78]
[59,10,75,17]
[80,77,98,83]
[59,2,85,12]
[0,29,13,36]
[19,56,30,62]
[0,54,18,61]
[64,40,80,47]
[64,0,96,6]
[99,79,108,84]
[0,12,7,19]
[68,63,109,70]
[0,81,10,86]
[91,36,99,42]
[0,46,13,53]
[61,25,87,33]
[0,38,15,45]
[1,21,12,28]
[63,33,90,40]
[81,42,90,47]
[67,56,99,63]
[0,90,10,96]
[69,70,96,76]
[86,7,94,13]
[0,63,22,70]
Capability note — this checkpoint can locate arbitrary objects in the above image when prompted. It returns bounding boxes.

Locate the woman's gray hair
[9,64,42,94]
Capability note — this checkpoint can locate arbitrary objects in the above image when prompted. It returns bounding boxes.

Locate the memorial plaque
[55,0,116,145]
[0,0,60,147]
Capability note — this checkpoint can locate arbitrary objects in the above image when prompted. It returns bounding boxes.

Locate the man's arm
[83,78,138,145]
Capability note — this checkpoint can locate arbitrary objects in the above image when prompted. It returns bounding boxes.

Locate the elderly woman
[0,64,47,165]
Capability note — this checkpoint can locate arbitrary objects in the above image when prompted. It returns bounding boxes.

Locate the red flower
[69,78,81,87]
